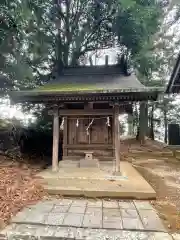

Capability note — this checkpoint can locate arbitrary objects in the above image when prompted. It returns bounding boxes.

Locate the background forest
[0,0,180,144]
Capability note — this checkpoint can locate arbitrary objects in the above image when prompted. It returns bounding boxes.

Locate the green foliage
[0,0,166,92]
[115,0,161,55]
[0,1,34,90]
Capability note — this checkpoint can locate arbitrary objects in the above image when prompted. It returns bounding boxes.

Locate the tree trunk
[149,105,154,140]
[127,114,133,136]
[134,103,139,138]
[137,102,148,144]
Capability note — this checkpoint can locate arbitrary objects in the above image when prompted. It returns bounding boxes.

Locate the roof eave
[9,87,164,104]
[166,53,180,94]
[10,86,164,96]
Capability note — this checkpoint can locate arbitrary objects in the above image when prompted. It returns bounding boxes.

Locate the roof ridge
[62,72,124,76]
[63,64,121,69]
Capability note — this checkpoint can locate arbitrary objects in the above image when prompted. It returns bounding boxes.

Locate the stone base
[37,162,156,199]
[59,160,79,168]
[112,171,122,176]
[79,158,99,168]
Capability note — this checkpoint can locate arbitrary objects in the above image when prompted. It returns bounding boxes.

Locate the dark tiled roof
[10,64,163,103]
[38,64,146,92]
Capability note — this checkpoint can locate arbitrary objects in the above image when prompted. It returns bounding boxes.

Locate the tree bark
[134,103,139,138]
[127,114,133,136]
[149,105,154,140]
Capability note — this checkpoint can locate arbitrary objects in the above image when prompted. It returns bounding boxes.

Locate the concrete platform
[37,162,156,199]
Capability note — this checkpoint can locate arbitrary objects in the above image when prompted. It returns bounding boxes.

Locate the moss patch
[35,83,104,92]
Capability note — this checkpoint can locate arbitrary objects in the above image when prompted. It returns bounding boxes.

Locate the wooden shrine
[10,61,162,172]
[50,102,132,162]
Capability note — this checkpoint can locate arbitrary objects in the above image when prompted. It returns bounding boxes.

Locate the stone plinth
[79,151,99,168]
[36,162,156,199]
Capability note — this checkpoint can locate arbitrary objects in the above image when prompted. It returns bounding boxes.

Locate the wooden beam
[88,102,94,109]
[84,102,94,110]
[48,104,65,115]
[60,109,113,116]
[114,104,120,173]
[52,109,59,172]
[64,144,113,149]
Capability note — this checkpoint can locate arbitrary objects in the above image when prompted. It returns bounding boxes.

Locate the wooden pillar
[52,109,59,172]
[114,104,120,173]
[63,117,68,158]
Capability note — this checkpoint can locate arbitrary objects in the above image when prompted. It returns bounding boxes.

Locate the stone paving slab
[0,224,175,240]
[54,226,77,239]
[103,208,121,217]
[10,199,167,233]
[23,213,46,225]
[69,205,86,214]
[119,201,136,209]
[103,200,119,208]
[63,213,84,227]
[133,200,155,210]
[85,207,102,216]
[71,199,88,206]
[120,209,139,218]
[51,204,70,213]
[172,233,180,240]
[138,209,166,232]
[122,217,144,230]
[11,209,32,223]
[49,199,73,206]
[103,216,123,229]
[87,200,102,208]
[44,213,65,225]
[83,214,102,228]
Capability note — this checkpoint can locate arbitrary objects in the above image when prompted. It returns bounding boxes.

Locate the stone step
[59,160,79,168]
[42,184,156,199]
[40,171,156,199]
[0,223,173,240]
[129,150,173,157]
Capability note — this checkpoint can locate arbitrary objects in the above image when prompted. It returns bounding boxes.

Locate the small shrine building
[10,63,162,172]
[166,53,180,94]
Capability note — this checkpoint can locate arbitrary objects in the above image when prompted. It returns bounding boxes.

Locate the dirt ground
[132,156,180,233]
[120,138,180,233]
